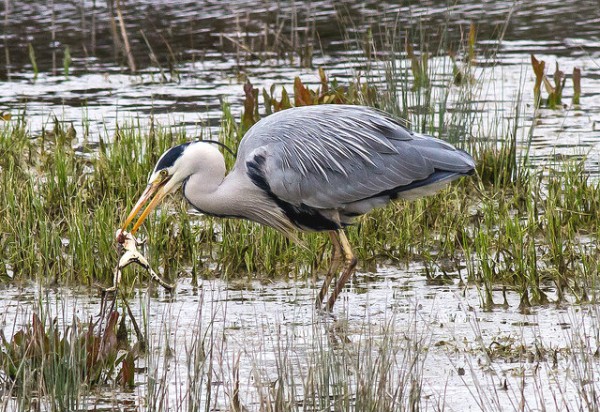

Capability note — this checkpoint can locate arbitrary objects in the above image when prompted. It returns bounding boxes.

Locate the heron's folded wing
[239,105,474,210]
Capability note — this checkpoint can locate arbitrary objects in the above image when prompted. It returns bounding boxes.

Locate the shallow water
[2,0,600,410]
[2,265,597,410]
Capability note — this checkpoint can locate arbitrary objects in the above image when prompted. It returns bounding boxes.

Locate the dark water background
[1,1,598,150]
[2,0,599,77]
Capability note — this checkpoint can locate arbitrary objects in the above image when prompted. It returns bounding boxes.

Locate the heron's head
[119,141,229,240]
[120,143,192,238]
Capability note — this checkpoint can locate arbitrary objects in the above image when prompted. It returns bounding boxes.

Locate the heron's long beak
[121,175,171,236]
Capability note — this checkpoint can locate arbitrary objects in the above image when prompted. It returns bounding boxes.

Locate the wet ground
[2,0,600,410]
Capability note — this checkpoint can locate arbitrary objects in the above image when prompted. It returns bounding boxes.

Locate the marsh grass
[1,65,599,310]
[0,117,191,286]
[1,16,599,309]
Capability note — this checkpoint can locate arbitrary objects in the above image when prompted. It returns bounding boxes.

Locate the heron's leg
[326,230,357,311]
[315,231,343,309]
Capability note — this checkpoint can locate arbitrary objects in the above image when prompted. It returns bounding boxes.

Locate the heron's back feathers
[233,105,475,231]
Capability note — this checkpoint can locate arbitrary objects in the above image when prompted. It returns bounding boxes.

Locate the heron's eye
[159,169,168,178]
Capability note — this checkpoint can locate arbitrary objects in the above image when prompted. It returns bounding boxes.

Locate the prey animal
[110,229,174,292]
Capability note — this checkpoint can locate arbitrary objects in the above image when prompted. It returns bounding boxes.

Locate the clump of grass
[0,308,137,410]
[0,117,192,286]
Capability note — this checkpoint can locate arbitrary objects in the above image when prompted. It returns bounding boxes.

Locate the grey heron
[120,104,475,310]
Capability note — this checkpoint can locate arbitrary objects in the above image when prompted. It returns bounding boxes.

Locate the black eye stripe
[154,143,190,172]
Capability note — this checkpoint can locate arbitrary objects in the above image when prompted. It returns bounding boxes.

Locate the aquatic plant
[114,0,136,72]
[0,309,137,410]
[63,46,71,79]
[546,62,566,108]
[573,67,581,105]
[531,54,545,108]
[27,43,38,81]
[530,55,579,109]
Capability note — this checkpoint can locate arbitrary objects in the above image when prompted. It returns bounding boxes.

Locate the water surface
[1,1,600,410]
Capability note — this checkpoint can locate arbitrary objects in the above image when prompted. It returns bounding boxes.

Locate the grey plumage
[236,104,474,230]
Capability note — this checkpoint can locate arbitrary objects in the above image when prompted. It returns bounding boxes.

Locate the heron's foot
[317,230,357,311]
[315,287,328,310]
[315,304,338,320]
[315,231,344,311]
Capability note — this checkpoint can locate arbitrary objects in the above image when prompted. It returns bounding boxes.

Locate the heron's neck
[183,169,250,218]
[183,167,294,234]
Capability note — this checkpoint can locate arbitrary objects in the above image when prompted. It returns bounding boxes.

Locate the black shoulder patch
[154,143,190,172]
[246,153,341,231]
[246,153,270,192]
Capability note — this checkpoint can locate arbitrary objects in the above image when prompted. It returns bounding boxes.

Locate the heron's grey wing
[238,105,474,211]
